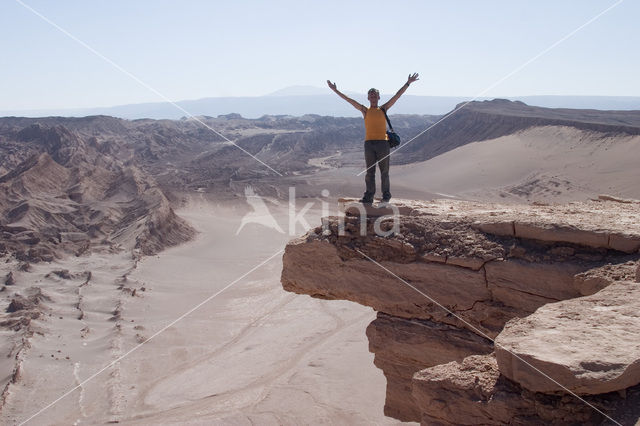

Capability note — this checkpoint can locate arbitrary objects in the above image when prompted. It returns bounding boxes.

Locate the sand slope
[392,125,640,202]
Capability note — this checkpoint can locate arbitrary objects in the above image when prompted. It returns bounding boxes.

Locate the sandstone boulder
[495,280,640,395]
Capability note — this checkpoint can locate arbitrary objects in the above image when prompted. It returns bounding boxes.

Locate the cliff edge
[281,197,640,425]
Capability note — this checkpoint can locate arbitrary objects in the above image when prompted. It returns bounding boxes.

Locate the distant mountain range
[2,86,640,120]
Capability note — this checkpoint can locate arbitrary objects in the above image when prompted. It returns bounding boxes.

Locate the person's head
[367,88,380,106]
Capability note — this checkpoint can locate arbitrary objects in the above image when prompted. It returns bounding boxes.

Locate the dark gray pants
[364,140,391,200]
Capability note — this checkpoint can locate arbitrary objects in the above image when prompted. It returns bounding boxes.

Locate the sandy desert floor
[0,194,410,425]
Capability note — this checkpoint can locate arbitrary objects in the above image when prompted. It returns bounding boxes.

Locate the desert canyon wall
[282,197,640,425]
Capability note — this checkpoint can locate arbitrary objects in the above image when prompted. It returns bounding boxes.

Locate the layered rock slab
[282,237,491,325]
[495,280,640,395]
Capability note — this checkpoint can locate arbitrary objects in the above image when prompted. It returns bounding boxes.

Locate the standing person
[327,73,419,204]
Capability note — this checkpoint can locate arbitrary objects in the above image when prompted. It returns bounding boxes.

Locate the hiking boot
[360,192,374,204]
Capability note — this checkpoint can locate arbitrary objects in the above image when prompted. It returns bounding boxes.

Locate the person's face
[368,90,380,103]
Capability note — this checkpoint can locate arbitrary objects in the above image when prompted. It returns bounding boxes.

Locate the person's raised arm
[381,73,419,111]
[327,80,367,116]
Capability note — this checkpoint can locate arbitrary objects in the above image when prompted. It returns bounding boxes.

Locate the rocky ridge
[0,122,195,262]
[281,197,640,424]
[0,113,435,186]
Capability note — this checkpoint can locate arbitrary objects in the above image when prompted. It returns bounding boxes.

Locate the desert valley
[1,99,640,425]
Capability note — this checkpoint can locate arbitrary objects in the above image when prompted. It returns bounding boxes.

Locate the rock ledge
[281,198,640,424]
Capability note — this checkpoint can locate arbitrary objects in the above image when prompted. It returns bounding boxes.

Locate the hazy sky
[2,0,639,110]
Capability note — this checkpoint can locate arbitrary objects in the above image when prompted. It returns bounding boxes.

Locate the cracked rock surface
[281,197,640,424]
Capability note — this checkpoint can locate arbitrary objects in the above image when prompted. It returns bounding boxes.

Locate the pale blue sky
[1,0,638,110]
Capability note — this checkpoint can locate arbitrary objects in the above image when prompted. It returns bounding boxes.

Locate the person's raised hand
[327,80,337,91]
[407,73,419,85]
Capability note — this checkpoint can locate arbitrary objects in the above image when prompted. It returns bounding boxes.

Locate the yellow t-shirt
[364,107,388,141]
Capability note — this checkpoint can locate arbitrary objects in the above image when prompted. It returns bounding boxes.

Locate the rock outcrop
[495,280,640,396]
[281,198,640,425]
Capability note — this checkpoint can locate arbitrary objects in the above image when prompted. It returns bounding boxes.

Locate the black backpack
[382,108,401,148]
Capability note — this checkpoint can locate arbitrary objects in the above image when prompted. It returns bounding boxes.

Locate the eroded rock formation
[0,124,196,261]
[281,197,640,425]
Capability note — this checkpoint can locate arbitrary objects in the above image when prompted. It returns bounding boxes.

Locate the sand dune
[392,125,640,203]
